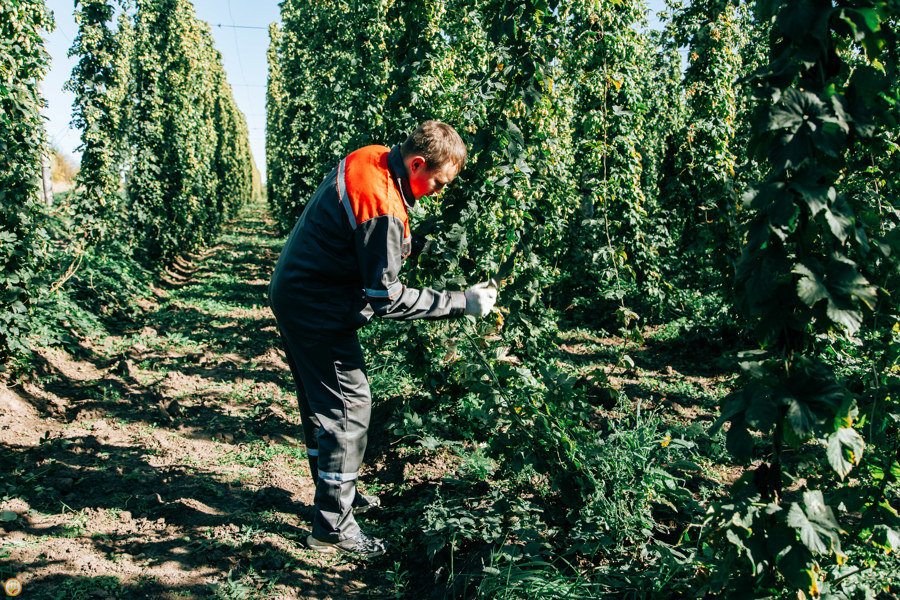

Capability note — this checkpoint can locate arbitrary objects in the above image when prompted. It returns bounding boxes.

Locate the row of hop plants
[266,0,685,332]
[1,0,55,363]
[271,0,900,597]
[1,0,260,367]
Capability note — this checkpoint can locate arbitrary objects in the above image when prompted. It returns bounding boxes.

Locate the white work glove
[464,281,498,317]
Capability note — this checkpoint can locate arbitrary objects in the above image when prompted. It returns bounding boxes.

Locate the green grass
[216,439,307,473]
[53,575,124,600]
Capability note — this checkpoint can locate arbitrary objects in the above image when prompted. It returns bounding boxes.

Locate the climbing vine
[127,0,254,263]
[65,0,124,246]
[0,0,53,362]
[709,1,900,595]
[263,0,900,595]
[1,0,256,367]
[662,0,751,297]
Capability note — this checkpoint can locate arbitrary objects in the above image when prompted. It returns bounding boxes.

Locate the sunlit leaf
[826,427,864,479]
[787,503,829,554]
[787,490,843,557]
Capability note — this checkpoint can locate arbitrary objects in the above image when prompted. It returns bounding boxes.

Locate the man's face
[407,156,459,200]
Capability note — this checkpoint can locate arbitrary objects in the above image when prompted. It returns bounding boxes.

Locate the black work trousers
[276,327,371,542]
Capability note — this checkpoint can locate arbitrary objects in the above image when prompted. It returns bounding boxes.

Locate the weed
[207,570,252,600]
[475,551,598,600]
[60,508,89,538]
[237,524,262,545]
[457,444,497,480]
[208,569,279,600]
[52,575,122,600]
[217,439,307,474]
[90,385,121,403]
[384,561,410,598]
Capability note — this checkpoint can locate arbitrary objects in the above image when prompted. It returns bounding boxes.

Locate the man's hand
[464,282,498,317]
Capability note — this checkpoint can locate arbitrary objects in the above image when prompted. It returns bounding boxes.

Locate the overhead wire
[212,24,268,30]
[226,0,254,110]
[198,1,274,178]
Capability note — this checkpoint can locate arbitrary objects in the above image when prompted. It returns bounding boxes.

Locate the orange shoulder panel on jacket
[343,146,408,231]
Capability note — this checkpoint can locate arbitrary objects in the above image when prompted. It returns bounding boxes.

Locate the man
[268,121,497,558]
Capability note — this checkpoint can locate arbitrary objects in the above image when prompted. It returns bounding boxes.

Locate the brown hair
[400,120,467,172]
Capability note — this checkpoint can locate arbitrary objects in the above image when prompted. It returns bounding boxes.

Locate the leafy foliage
[65,0,124,246]
[267,0,900,596]
[1,0,257,369]
[8,0,900,596]
[128,0,254,263]
[707,1,900,596]
[0,0,53,363]
[660,0,751,295]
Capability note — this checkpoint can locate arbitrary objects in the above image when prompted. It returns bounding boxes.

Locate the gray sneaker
[306,532,386,558]
[352,493,381,515]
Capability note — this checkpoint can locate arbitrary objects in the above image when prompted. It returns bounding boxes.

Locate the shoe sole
[306,535,385,558]
[306,535,339,553]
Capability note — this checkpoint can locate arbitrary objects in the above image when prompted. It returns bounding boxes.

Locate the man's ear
[410,155,426,172]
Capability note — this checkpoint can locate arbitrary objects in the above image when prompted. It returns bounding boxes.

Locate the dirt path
[0,203,408,599]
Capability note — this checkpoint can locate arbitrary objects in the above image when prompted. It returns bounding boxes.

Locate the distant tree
[50,146,79,185]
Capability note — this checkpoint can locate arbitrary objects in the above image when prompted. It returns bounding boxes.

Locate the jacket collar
[387,145,415,209]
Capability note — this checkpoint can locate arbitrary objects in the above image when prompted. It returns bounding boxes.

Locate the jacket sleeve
[355,215,466,320]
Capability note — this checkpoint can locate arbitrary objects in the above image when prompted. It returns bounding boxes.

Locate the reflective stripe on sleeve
[337,158,356,230]
[318,470,359,482]
[365,281,403,299]
[306,448,319,457]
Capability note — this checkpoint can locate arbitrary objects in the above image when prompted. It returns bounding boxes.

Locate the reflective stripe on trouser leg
[275,330,371,543]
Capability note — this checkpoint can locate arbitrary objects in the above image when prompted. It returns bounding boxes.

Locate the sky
[41,1,668,182]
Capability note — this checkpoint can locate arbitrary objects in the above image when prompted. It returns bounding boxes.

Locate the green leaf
[844,7,882,37]
[825,427,864,479]
[790,168,834,216]
[794,262,828,306]
[767,88,816,132]
[829,257,877,310]
[0,510,17,522]
[878,526,900,551]
[770,191,801,229]
[710,388,749,437]
[840,8,886,57]
[788,503,828,554]
[787,490,843,556]
[745,386,777,433]
[825,298,863,333]
[726,418,756,461]
[824,196,855,242]
[784,395,817,440]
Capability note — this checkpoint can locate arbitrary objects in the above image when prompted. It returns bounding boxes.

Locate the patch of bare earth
[557,330,736,423]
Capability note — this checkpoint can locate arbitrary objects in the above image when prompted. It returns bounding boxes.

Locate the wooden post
[37,82,54,206]
[41,147,54,207]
